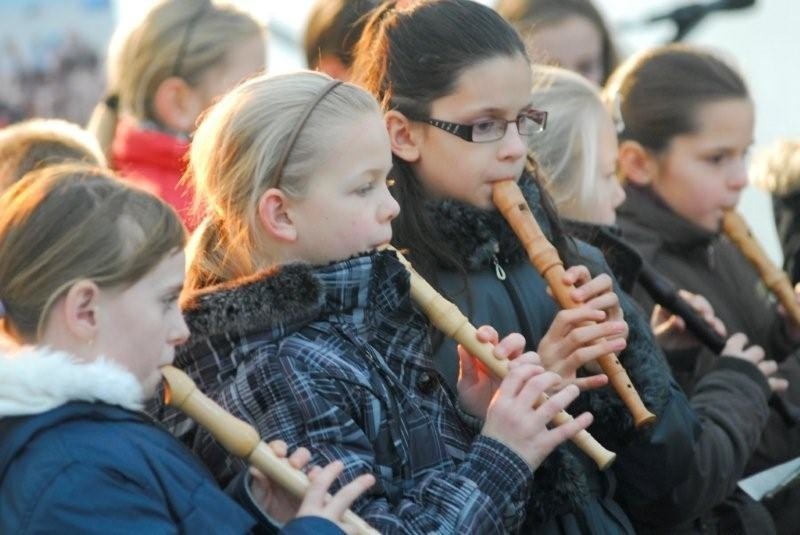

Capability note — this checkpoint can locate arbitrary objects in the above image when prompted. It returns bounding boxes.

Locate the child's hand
[249,440,309,525]
[563,266,626,329]
[249,441,376,531]
[723,333,788,392]
[297,462,375,534]
[456,325,537,419]
[536,307,615,391]
[651,290,727,350]
[481,359,593,470]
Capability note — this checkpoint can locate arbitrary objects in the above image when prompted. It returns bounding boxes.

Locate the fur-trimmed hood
[0,346,144,418]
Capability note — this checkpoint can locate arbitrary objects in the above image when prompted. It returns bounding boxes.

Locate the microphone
[646,0,756,41]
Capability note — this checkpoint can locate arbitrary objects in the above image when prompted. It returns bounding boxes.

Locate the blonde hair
[186,70,379,290]
[528,65,608,220]
[0,119,106,193]
[751,139,800,197]
[87,0,264,156]
[0,164,186,342]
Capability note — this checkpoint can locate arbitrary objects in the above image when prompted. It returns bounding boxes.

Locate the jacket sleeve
[280,517,345,535]
[194,343,534,535]
[20,462,256,535]
[568,245,699,502]
[621,356,771,528]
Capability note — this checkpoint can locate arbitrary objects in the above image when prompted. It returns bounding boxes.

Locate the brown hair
[87,0,264,157]
[352,0,543,279]
[0,119,106,193]
[0,164,186,342]
[496,0,619,85]
[304,0,378,69]
[604,44,749,153]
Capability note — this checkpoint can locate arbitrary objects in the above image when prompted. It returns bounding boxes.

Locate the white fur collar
[0,346,144,417]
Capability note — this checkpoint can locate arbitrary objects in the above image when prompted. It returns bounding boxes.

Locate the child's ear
[617,140,657,186]
[257,188,297,242]
[62,280,101,341]
[152,76,203,133]
[386,110,421,163]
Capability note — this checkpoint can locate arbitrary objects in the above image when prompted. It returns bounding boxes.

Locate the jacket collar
[180,249,410,348]
[424,172,553,270]
[0,346,144,418]
[111,115,189,173]
[619,184,718,249]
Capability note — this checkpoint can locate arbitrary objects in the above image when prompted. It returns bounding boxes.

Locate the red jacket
[111,117,195,228]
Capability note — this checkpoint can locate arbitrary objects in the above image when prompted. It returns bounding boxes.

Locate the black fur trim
[424,173,553,270]
[181,263,324,340]
[526,446,592,523]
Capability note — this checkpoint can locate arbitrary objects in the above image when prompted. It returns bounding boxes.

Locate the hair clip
[611,91,626,135]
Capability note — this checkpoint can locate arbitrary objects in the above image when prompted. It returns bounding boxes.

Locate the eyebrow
[460,103,535,119]
[353,164,392,180]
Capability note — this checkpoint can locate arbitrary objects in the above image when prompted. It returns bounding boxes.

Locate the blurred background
[1,0,795,260]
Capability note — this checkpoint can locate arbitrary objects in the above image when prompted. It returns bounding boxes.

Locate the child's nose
[498,123,528,161]
[170,315,190,346]
[729,160,749,191]
[382,191,400,222]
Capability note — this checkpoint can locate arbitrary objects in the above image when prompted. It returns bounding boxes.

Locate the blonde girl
[166,69,593,534]
[0,118,105,192]
[0,165,377,535]
[87,0,266,225]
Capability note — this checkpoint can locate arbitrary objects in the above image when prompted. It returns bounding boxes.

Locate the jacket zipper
[492,245,536,349]
[491,242,507,280]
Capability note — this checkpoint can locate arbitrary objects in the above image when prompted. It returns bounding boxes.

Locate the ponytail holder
[104,94,120,112]
[271,79,342,187]
[611,91,625,135]
[0,299,6,319]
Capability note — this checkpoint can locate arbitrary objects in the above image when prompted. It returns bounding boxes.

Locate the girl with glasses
[352,1,697,533]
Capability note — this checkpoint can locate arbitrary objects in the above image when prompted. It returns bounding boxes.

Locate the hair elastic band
[104,94,120,111]
[0,299,6,318]
[271,79,343,186]
[611,91,626,135]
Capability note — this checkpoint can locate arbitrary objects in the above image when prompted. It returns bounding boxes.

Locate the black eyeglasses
[417,109,548,143]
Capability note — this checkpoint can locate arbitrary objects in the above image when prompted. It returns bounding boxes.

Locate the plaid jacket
[160,251,533,534]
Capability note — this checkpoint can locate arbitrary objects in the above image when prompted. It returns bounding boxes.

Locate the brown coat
[618,184,800,534]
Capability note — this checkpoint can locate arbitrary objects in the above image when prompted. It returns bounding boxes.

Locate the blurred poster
[0,0,113,127]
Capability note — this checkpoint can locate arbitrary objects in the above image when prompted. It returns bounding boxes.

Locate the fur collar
[424,173,554,270]
[182,262,324,342]
[180,250,409,347]
[0,346,143,417]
